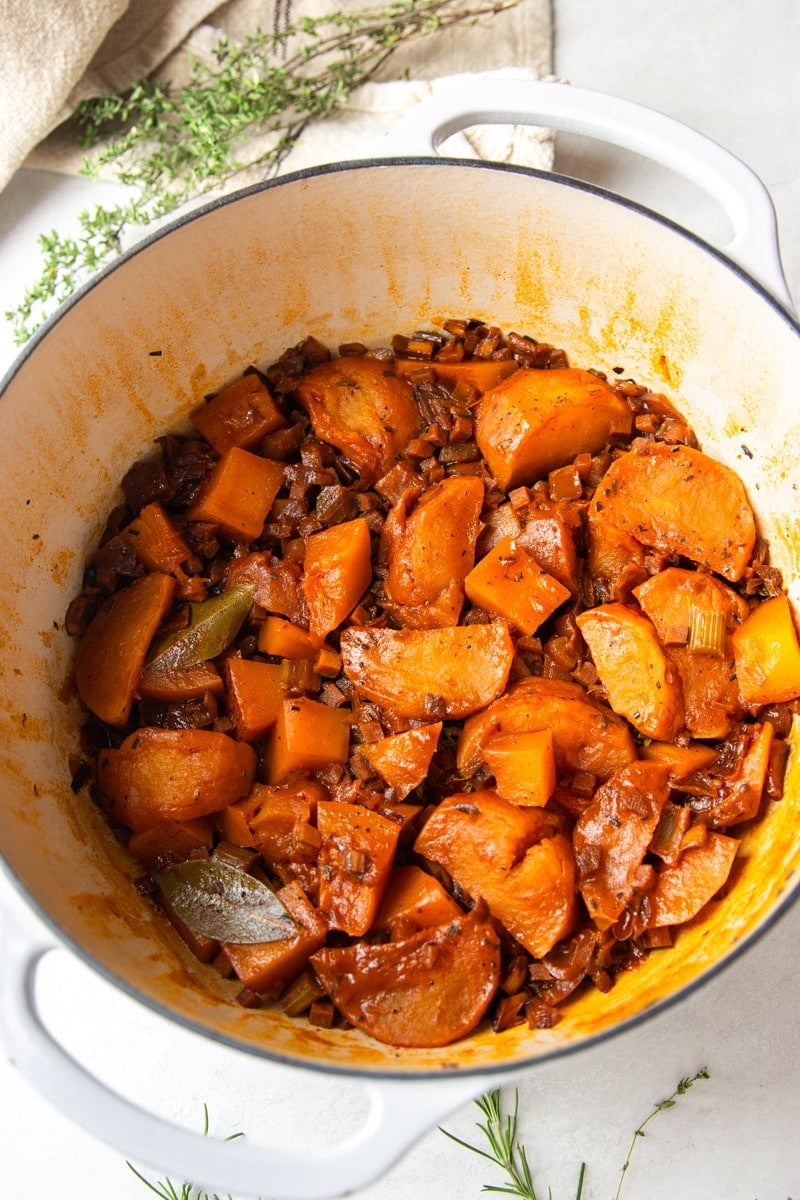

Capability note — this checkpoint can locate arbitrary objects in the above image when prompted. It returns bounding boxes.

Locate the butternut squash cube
[223,880,327,995]
[483,728,556,807]
[373,864,462,936]
[121,502,196,595]
[257,615,321,659]
[223,657,285,743]
[732,594,800,706]
[458,676,637,781]
[265,696,351,784]
[317,801,400,936]
[394,356,519,394]
[303,516,373,639]
[465,535,570,635]
[190,372,286,455]
[189,447,283,541]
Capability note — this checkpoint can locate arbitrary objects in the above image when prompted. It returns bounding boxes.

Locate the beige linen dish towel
[0,0,553,195]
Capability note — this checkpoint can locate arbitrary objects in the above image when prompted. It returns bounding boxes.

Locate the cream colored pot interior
[2,161,800,1077]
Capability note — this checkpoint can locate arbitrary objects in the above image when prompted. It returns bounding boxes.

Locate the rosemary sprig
[6,0,519,344]
[441,1087,586,1199]
[125,1103,250,1200]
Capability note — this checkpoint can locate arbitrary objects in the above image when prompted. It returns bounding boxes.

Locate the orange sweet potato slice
[648,831,740,927]
[303,516,373,638]
[576,602,685,741]
[310,900,501,1047]
[634,567,749,644]
[573,759,671,930]
[340,623,514,720]
[474,367,632,491]
[589,442,756,581]
[74,571,175,726]
[316,801,401,936]
[138,660,225,703]
[98,727,256,832]
[732,594,800,706]
[295,356,420,484]
[701,720,774,829]
[414,790,577,958]
[361,722,442,799]
[585,515,648,603]
[381,475,484,628]
[457,676,637,780]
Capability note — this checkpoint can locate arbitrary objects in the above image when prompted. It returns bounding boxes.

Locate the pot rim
[2,152,800,1080]
[2,154,797,399]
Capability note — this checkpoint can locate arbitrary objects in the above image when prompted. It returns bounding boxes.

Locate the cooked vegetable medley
[67,319,800,1048]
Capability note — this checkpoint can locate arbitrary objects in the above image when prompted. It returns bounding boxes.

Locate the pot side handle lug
[369,77,793,311]
[0,912,493,1200]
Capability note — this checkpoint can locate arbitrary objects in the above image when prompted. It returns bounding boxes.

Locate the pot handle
[0,911,486,1200]
[371,78,793,309]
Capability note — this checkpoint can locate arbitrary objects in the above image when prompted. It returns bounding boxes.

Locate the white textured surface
[1,2,799,1198]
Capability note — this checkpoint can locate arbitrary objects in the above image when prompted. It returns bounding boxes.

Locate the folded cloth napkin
[1,0,553,193]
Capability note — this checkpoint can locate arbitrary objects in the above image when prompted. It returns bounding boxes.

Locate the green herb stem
[612,1068,710,1200]
[7,0,519,344]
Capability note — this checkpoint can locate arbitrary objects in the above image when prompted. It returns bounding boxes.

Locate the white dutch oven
[1,80,799,1198]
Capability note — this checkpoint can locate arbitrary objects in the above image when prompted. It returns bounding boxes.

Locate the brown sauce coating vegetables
[67,319,800,1048]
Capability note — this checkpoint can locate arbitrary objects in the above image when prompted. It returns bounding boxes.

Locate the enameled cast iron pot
[1,81,799,1198]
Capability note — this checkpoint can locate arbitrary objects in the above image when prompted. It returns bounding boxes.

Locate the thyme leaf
[6,0,519,344]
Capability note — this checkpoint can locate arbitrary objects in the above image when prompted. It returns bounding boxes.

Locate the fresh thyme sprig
[125,1103,250,1200]
[6,0,519,344]
[441,1069,709,1199]
[612,1067,710,1200]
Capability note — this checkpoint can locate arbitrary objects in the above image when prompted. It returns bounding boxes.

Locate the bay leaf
[147,584,254,671]
[155,858,298,944]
